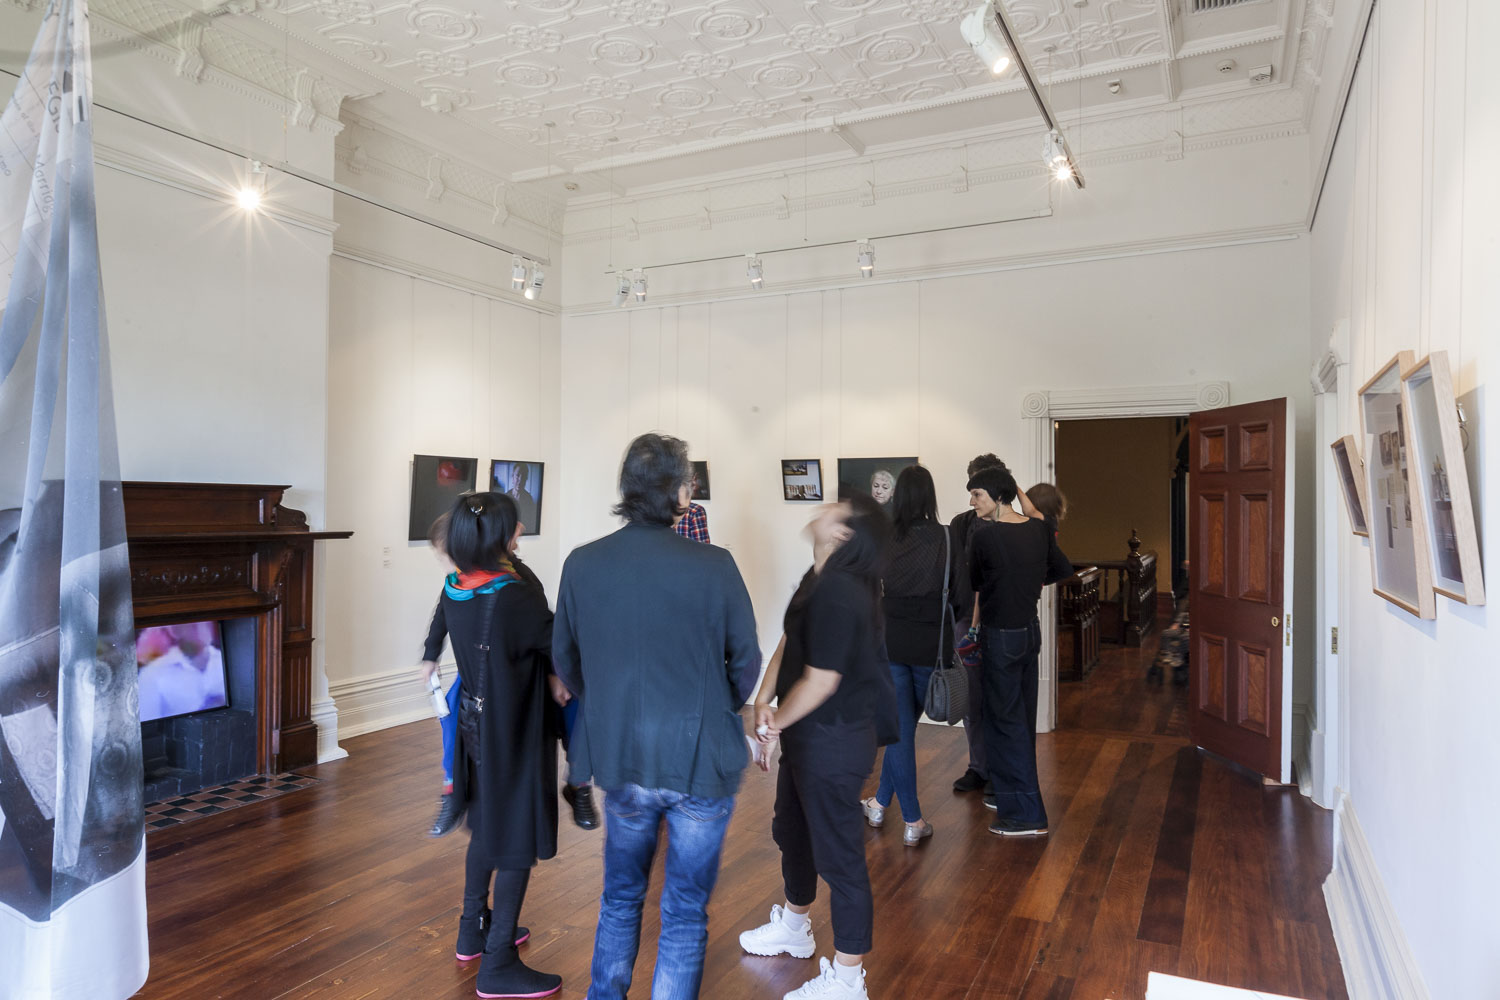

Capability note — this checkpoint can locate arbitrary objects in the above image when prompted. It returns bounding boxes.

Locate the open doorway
[1050,416,1189,737]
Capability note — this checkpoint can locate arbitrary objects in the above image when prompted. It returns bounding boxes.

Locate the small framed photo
[1358,351,1435,618]
[690,461,710,502]
[1401,351,1484,605]
[490,461,544,536]
[1330,435,1370,537]
[782,459,823,502]
[409,455,478,542]
[837,456,917,511]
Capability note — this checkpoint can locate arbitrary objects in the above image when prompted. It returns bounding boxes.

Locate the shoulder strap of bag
[938,524,953,668]
[471,589,501,708]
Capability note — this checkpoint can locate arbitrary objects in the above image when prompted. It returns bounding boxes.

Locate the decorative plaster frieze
[1021,381,1231,419]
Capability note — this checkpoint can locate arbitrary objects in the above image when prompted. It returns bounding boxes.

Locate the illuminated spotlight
[236,160,266,211]
[613,272,630,306]
[960,0,1011,75]
[747,254,764,289]
[511,258,529,292]
[632,268,647,303]
[857,241,874,278]
[525,263,545,300]
[1043,130,1075,183]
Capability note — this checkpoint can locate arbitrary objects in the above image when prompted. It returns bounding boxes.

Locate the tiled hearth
[144,773,319,831]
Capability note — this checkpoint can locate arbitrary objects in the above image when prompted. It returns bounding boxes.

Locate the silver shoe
[861,797,884,828]
[903,820,933,846]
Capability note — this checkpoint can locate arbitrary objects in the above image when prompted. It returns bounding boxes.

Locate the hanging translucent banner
[0,0,150,996]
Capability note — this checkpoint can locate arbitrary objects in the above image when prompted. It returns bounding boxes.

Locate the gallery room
[0,0,1493,997]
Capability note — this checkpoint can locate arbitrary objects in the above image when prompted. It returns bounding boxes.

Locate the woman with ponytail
[421,492,566,998]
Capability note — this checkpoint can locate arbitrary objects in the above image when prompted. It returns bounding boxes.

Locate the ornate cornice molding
[332,241,562,316]
[1022,381,1231,420]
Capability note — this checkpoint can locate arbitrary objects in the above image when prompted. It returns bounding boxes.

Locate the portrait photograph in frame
[782,459,823,502]
[1330,435,1370,537]
[1401,351,1485,605]
[837,457,917,512]
[1357,351,1435,618]
[690,461,710,502]
[490,460,544,536]
[409,455,478,542]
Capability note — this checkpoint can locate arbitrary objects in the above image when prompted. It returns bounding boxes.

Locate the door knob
[1271,616,1280,627]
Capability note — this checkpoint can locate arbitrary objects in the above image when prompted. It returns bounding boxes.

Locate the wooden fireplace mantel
[124,482,351,774]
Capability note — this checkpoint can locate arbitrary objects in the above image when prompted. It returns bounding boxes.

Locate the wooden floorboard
[132,644,1345,1000]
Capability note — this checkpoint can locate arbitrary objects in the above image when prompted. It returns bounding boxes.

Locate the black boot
[456,906,489,961]
[953,768,985,793]
[429,792,466,837]
[474,911,558,996]
[562,783,599,830]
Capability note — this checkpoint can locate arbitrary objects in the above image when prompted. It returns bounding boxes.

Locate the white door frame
[1307,327,1350,806]
[1021,380,1231,734]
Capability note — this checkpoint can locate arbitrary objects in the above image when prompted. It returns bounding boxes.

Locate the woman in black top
[966,467,1072,838]
[422,492,564,999]
[741,494,895,1000]
[861,466,947,846]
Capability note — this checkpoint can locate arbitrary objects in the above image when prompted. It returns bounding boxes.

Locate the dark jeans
[774,724,877,955]
[956,621,986,780]
[589,784,736,1000]
[874,663,933,823]
[981,625,1047,827]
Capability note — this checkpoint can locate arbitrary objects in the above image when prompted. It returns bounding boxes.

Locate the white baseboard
[1292,702,1313,796]
[1323,793,1431,1000]
[328,664,447,742]
[311,697,349,763]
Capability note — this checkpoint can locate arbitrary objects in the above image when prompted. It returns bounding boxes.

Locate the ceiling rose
[592,37,653,66]
[657,86,713,110]
[754,63,812,90]
[695,9,762,42]
[499,63,558,89]
[571,106,623,128]
[405,3,479,41]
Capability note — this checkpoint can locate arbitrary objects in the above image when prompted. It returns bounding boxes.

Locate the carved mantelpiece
[124,483,351,774]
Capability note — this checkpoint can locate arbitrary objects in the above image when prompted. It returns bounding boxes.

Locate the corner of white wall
[1323,792,1433,1000]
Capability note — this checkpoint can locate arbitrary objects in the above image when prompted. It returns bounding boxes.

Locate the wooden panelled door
[1188,398,1292,781]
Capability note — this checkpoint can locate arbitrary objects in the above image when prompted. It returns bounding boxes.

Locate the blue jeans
[874,662,934,823]
[589,784,736,1000]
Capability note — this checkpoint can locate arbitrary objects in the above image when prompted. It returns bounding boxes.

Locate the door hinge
[1331,626,1338,655]
[1284,612,1292,647]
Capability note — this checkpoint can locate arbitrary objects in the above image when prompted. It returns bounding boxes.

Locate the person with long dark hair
[422,492,564,998]
[742,493,896,1000]
[861,465,947,846]
[965,467,1072,838]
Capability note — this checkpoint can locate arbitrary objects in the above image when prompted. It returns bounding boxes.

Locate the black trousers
[980,624,1047,827]
[773,723,877,955]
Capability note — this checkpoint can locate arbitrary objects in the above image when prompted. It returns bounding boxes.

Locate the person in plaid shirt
[674,502,710,543]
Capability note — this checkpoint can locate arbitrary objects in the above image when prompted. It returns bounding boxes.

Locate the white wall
[322,198,562,739]
[1314,1,1499,997]
[559,237,1313,686]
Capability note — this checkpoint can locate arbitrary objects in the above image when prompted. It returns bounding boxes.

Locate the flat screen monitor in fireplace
[135,620,230,723]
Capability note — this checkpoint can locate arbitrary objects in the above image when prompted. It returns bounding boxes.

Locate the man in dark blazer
[553,432,760,1000]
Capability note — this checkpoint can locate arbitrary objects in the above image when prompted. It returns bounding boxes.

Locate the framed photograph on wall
[1330,435,1370,537]
[1357,352,1435,618]
[690,461,710,502]
[1401,351,1484,605]
[837,457,917,512]
[409,455,478,542]
[782,459,823,502]
[490,460,544,536]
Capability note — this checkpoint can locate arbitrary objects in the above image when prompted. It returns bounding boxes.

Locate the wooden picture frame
[1401,351,1485,605]
[1357,351,1435,619]
[1330,435,1370,537]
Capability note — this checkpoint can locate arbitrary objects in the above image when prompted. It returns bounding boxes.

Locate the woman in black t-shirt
[966,467,1072,839]
[740,494,894,1000]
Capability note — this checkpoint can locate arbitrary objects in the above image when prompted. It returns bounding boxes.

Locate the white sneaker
[783,957,869,999]
[860,797,884,828]
[739,905,816,959]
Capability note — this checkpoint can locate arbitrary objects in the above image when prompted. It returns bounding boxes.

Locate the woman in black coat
[424,492,562,999]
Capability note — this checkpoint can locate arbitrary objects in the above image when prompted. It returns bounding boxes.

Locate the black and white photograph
[491,460,545,535]
[408,454,478,541]
[837,456,917,510]
[781,459,823,501]
[690,461,710,501]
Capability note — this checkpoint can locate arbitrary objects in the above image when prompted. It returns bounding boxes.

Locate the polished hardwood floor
[134,640,1346,1000]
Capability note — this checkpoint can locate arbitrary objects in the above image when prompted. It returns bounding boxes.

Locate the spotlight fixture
[524,263,545,300]
[236,160,266,211]
[632,268,648,303]
[856,242,874,278]
[747,254,764,289]
[1043,130,1076,183]
[959,0,1011,75]
[511,257,528,292]
[613,272,630,307]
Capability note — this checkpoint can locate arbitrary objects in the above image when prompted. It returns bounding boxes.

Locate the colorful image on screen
[136,621,229,723]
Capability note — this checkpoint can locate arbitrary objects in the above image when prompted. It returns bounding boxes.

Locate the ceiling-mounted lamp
[236,160,266,211]
[959,0,1011,75]
[1043,130,1077,184]
[612,272,631,306]
[632,268,648,303]
[510,257,529,292]
[524,262,545,300]
[747,254,764,289]
[857,241,875,278]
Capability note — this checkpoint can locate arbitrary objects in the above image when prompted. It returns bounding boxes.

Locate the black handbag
[455,592,499,766]
[924,525,971,724]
